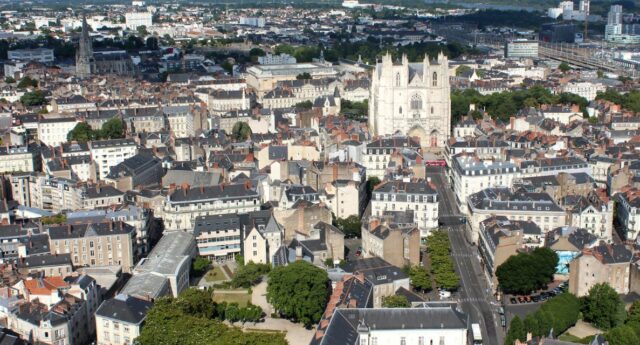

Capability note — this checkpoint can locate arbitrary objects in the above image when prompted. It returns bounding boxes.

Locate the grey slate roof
[95,293,153,325]
[314,306,467,345]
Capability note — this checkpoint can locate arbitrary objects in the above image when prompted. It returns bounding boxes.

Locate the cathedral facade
[368,52,451,148]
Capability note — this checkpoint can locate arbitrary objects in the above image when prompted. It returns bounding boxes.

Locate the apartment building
[37,117,78,147]
[241,210,283,265]
[478,216,528,291]
[519,156,590,179]
[313,305,469,345]
[0,145,38,174]
[95,294,152,345]
[361,215,420,268]
[193,214,241,263]
[89,139,138,181]
[371,179,438,239]
[467,187,566,242]
[451,155,519,209]
[363,136,421,179]
[47,221,137,273]
[163,182,260,231]
[565,191,614,241]
[569,244,632,297]
[614,187,640,240]
[165,105,195,138]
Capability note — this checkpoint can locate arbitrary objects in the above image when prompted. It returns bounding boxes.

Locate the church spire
[76,13,93,78]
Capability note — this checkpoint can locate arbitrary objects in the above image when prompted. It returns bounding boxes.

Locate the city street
[427,169,503,345]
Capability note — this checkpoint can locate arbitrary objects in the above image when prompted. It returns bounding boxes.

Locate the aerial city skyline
[0,0,637,345]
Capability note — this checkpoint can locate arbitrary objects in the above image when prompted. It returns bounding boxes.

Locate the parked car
[498,307,505,315]
[510,297,517,304]
[532,295,540,303]
[517,296,526,303]
[439,290,452,299]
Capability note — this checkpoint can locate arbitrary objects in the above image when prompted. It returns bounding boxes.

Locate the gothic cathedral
[76,15,94,78]
[368,52,451,148]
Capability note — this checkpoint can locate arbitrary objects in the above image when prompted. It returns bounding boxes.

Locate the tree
[230,262,270,288]
[334,215,361,238]
[367,176,381,194]
[583,283,626,330]
[534,309,553,338]
[67,122,96,142]
[296,72,312,80]
[267,261,330,326]
[191,257,210,277]
[4,77,14,83]
[523,314,540,338]
[17,77,38,89]
[505,315,525,345]
[382,295,410,308]
[540,293,580,335]
[606,325,640,345]
[137,297,286,345]
[294,100,313,110]
[628,300,640,323]
[176,288,214,318]
[20,90,46,106]
[558,62,571,73]
[146,36,159,50]
[408,265,431,292]
[496,248,558,295]
[220,60,233,73]
[455,65,472,77]
[427,231,460,291]
[100,117,125,139]
[231,121,252,141]
[137,25,149,37]
[40,214,66,225]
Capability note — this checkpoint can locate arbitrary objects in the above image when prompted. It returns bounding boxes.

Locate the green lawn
[212,290,251,307]
[204,266,227,282]
[558,333,595,344]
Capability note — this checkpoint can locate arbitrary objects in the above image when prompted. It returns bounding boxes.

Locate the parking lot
[503,281,569,325]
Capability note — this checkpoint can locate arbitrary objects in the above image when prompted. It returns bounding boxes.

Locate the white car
[439,290,451,299]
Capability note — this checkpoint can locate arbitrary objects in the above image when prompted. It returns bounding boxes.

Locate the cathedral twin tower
[368,52,451,148]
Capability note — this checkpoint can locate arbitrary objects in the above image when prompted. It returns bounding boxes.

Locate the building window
[432,72,438,87]
[395,73,401,86]
[410,94,422,110]
[400,337,406,345]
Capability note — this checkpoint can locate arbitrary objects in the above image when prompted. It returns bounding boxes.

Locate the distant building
[8,48,54,63]
[239,16,265,28]
[539,23,577,43]
[341,257,410,308]
[258,53,296,65]
[125,11,152,30]
[505,40,539,58]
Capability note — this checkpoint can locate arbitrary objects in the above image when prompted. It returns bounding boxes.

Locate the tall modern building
[76,15,94,78]
[606,5,623,39]
[368,52,451,148]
